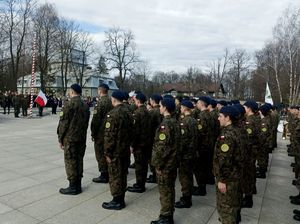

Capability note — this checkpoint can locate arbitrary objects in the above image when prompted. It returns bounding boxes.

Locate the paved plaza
[0,110,299,224]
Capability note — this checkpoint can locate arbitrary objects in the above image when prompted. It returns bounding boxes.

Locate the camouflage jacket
[103,103,133,158]
[259,115,273,149]
[90,95,113,143]
[57,96,90,144]
[294,118,300,146]
[149,105,163,145]
[210,109,220,143]
[196,109,213,150]
[151,115,181,171]
[131,105,151,149]
[191,108,201,119]
[213,124,243,182]
[12,95,21,106]
[244,114,261,157]
[179,114,198,160]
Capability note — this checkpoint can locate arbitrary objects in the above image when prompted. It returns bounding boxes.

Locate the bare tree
[104,27,139,89]
[1,0,35,91]
[34,3,59,92]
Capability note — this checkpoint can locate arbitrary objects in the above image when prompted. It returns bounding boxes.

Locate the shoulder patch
[247,128,252,134]
[105,122,111,129]
[59,112,63,117]
[93,110,97,115]
[159,133,166,141]
[221,144,229,152]
[181,129,185,135]
[262,127,267,132]
[198,124,203,130]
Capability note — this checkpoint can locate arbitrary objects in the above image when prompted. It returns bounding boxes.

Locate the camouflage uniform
[192,108,201,119]
[213,124,243,224]
[178,114,198,199]
[270,110,279,150]
[21,94,29,116]
[194,109,214,187]
[257,115,272,172]
[57,96,90,184]
[242,114,260,195]
[131,105,151,187]
[104,104,133,198]
[151,115,181,217]
[91,95,113,174]
[12,93,21,117]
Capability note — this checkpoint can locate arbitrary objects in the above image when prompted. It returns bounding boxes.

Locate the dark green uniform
[194,109,214,188]
[151,115,181,217]
[21,94,29,116]
[242,114,260,195]
[178,114,198,200]
[104,104,133,198]
[91,95,113,174]
[57,96,90,184]
[257,115,272,172]
[131,105,151,187]
[12,94,21,117]
[213,124,243,224]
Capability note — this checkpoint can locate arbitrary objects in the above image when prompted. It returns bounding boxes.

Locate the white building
[17,69,119,97]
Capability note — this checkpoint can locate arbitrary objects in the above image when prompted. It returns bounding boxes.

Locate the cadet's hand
[106,156,112,164]
[59,143,64,150]
[218,182,226,194]
[156,169,162,176]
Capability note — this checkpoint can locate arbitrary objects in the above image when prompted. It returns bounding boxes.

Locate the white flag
[265,82,273,105]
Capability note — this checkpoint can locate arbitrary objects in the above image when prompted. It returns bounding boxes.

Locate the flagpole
[28,33,37,117]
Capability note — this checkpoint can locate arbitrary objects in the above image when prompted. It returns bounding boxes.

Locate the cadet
[193,96,214,196]
[213,106,243,224]
[12,92,21,117]
[21,93,29,116]
[128,93,151,193]
[242,100,260,208]
[102,90,133,210]
[256,104,273,179]
[174,96,182,120]
[91,83,113,183]
[57,84,90,195]
[151,98,181,224]
[175,100,198,209]
[146,94,163,183]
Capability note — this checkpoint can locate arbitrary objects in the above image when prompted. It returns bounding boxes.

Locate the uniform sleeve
[57,103,72,143]
[131,111,142,148]
[90,103,101,138]
[103,114,117,158]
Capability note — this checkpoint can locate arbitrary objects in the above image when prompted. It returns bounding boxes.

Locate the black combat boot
[102,196,125,210]
[192,184,206,196]
[92,172,109,183]
[150,215,174,224]
[294,209,300,215]
[146,174,157,183]
[291,163,296,168]
[236,209,241,223]
[129,162,136,169]
[59,181,79,195]
[291,198,300,205]
[175,196,192,208]
[293,180,297,186]
[127,183,146,193]
[76,179,82,194]
[290,193,300,200]
[241,195,253,208]
[256,169,266,179]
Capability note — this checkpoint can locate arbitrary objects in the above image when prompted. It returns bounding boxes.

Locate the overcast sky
[38,0,300,72]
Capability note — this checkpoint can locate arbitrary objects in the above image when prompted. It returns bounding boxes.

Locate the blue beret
[259,104,271,115]
[198,96,210,105]
[123,91,129,100]
[161,98,176,113]
[218,100,227,106]
[99,83,109,90]
[231,100,240,105]
[135,93,147,103]
[70,83,82,94]
[220,106,239,119]
[233,104,245,115]
[163,94,174,100]
[244,100,258,112]
[112,90,124,101]
[181,100,194,109]
[150,94,163,104]
[209,98,217,108]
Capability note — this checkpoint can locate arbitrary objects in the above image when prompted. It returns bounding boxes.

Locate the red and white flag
[34,90,48,107]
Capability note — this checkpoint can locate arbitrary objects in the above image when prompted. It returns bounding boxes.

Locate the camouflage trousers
[272,129,277,148]
[94,142,107,173]
[157,169,177,216]
[193,150,213,185]
[216,181,242,224]
[257,146,270,171]
[108,156,129,197]
[179,159,193,197]
[134,149,149,185]
[294,142,300,178]
[64,142,86,183]
[14,105,20,117]
[241,158,256,195]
